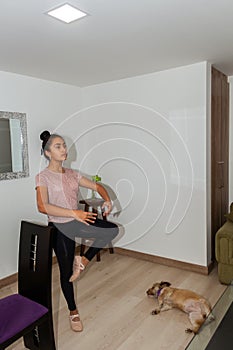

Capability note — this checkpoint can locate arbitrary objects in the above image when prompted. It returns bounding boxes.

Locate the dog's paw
[208,313,215,321]
[185,328,193,334]
[151,309,159,315]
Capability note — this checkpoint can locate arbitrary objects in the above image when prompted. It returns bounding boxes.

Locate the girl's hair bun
[40,130,50,142]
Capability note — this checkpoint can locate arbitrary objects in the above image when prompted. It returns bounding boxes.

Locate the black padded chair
[0,221,56,349]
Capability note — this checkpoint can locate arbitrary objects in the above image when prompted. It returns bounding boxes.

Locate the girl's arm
[36,186,97,224]
[79,177,112,216]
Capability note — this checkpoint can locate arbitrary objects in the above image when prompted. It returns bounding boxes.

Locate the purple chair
[0,221,56,349]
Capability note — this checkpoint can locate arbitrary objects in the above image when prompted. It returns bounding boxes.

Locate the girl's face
[45,137,67,162]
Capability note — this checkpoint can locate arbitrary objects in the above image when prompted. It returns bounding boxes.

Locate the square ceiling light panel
[47,3,88,23]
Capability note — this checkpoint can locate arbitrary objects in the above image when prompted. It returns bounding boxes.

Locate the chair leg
[80,240,86,256]
[109,242,114,254]
[80,239,101,262]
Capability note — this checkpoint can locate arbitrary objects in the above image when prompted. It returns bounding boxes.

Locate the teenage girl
[36,130,119,331]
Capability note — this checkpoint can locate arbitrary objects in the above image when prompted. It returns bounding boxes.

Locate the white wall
[0,62,211,279]
[78,62,210,266]
[0,71,82,279]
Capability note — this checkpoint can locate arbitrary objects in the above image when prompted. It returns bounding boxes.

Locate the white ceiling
[1,0,233,87]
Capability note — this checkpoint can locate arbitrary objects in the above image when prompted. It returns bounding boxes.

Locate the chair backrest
[18,221,54,310]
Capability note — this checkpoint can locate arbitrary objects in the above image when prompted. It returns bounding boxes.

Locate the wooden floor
[0,252,227,350]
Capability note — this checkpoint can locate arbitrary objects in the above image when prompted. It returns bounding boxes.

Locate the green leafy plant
[91,175,101,198]
[91,175,101,182]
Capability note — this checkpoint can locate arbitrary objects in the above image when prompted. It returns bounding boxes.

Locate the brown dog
[146,281,214,333]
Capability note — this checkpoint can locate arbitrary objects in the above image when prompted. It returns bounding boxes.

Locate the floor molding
[0,247,213,288]
[115,247,214,275]
[0,273,18,289]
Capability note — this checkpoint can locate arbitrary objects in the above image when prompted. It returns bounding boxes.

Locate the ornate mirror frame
[0,111,29,181]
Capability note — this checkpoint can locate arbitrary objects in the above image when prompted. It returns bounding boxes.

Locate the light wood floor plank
[0,252,227,350]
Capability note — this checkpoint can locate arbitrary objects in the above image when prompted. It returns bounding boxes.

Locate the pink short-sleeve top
[35,167,82,223]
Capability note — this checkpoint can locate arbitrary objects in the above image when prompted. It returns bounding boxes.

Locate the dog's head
[146,281,171,297]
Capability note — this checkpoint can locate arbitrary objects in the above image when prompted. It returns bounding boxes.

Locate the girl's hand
[102,201,112,216]
[72,210,97,225]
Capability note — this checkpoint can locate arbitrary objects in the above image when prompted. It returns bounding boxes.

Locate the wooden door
[211,67,229,260]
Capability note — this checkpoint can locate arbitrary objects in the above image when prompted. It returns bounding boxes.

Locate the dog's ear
[160,281,171,288]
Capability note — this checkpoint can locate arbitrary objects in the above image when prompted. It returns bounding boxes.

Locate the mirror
[0,111,29,180]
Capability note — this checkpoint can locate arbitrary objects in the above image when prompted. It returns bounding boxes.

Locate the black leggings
[49,218,119,311]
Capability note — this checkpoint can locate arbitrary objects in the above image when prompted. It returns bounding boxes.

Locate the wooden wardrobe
[211,67,229,260]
